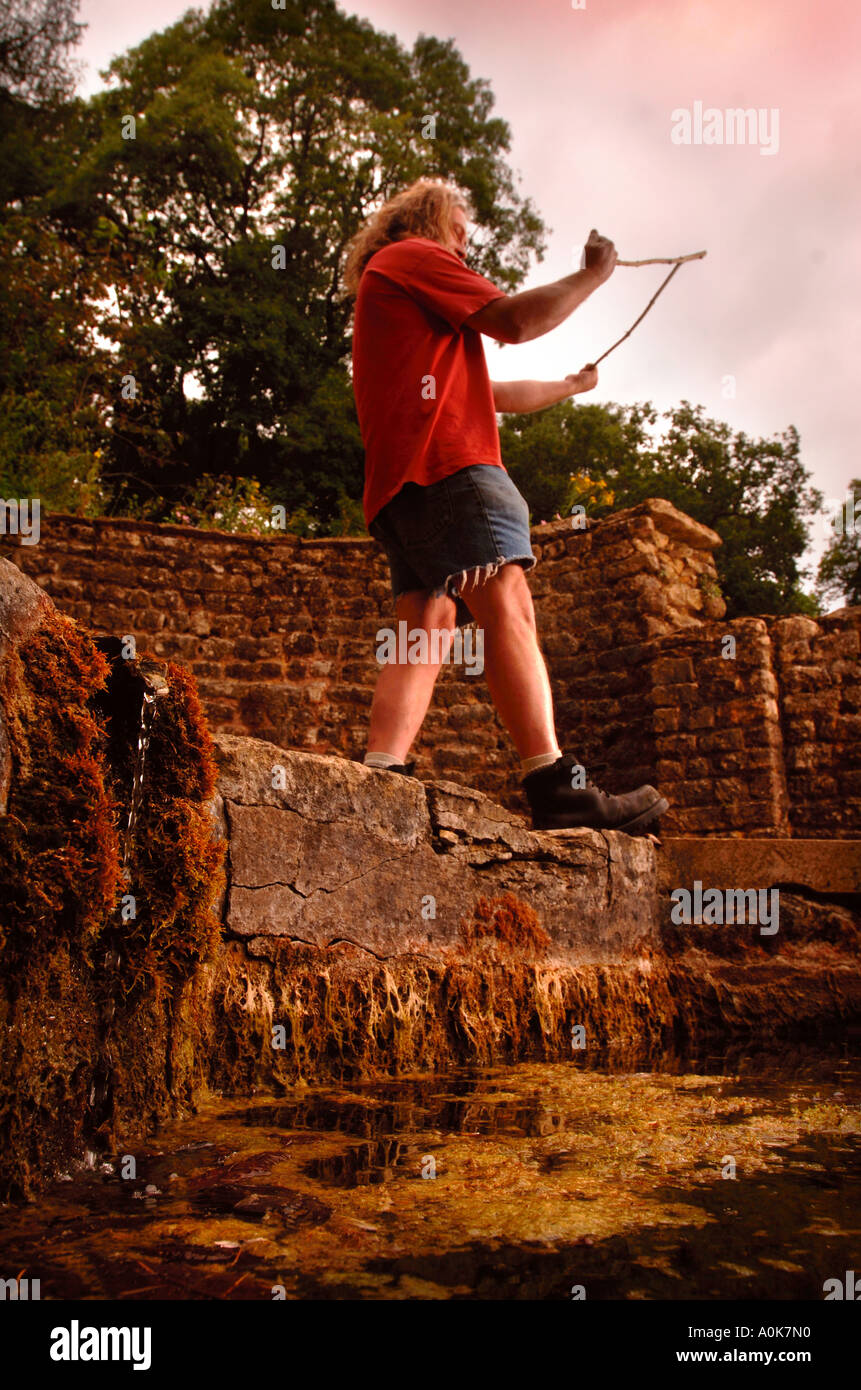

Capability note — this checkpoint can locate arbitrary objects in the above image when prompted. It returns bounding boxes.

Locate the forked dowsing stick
[583,248,707,367]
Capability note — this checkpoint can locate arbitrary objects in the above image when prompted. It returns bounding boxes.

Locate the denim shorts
[368,464,536,627]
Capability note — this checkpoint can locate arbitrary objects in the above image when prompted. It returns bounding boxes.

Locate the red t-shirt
[352,236,508,526]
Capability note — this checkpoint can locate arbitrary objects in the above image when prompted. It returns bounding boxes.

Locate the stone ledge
[212,734,659,966]
[659,837,861,896]
[638,497,722,551]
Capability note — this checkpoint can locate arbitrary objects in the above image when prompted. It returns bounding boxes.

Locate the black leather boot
[523,755,668,834]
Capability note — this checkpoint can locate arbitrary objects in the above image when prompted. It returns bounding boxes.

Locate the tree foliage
[21,0,544,521]
[816,481,861,609]
[0,213,114,510]
[0,0,84,105]
[500,399,822,619]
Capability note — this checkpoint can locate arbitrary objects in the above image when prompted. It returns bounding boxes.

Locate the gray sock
[363,751,403,769]
[521,750,562,776]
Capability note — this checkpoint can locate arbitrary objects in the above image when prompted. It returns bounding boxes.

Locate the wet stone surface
[0,1047,858,1300]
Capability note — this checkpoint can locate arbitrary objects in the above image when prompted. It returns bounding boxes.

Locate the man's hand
[582,229,617,285]
[565,363,598,395]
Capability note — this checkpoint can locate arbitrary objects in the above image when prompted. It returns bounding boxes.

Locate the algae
[207,893,678,1090]
[0,1054,857,1300]
[0,612,225,1197]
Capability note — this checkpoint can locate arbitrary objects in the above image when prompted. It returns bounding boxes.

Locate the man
[344,178,667,835]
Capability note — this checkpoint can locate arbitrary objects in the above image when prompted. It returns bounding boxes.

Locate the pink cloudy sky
[77,0,861,581]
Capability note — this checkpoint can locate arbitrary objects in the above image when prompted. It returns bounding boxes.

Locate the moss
[0,610,226,1197]
[0,610,121,962]
[202,893,678,1093]
[99,655,226,1153]
[458,892,551,959]
[697,570,723,600]
[99,657,224,983]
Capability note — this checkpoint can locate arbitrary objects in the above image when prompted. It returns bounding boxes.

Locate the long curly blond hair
[342,178,473,299]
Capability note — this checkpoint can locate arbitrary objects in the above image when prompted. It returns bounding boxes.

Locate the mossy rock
[0,574,224,1198]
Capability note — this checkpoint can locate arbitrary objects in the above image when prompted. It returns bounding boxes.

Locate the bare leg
[366,589,458,761]
[458,564,558,759]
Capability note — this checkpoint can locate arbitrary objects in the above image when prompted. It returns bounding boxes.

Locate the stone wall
[646,618,789,837]
[3,501,859,837]
[769,611,861,838]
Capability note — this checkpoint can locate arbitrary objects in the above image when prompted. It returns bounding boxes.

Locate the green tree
[501,400,652,522]
[49,0,545,523]
[0,0,84,105]
[0,212,116,512]
[816,481,861,609]
[0,0,88,209]
[0,1,116,512]
[500,399,821,620]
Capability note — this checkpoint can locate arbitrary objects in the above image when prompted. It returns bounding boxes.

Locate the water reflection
[0,1044,857,1300]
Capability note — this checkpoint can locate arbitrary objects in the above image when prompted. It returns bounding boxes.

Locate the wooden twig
[592,261,682,365]
[616,250,707,267]
[592,247,706,364]
[223,1270,250,1297]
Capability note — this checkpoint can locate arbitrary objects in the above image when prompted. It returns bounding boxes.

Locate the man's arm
[491,367,597,413]
[465,230,617,344]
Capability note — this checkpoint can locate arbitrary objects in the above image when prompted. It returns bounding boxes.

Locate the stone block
[213,735,660,966]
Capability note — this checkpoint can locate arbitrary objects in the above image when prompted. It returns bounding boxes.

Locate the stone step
[211,732,659,968]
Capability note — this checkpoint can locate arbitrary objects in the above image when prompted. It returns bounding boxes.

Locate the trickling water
[123,687,157,866]
[121,670,169,868]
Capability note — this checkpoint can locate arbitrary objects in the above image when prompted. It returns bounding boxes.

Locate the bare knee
[395,589,458,634]
[467,564,536,630]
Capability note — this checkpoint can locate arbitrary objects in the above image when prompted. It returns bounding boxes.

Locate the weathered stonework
[1,548,859,1195]
[2,501,859,840]
[204,733,861,1100]
[768,610,861,837]
[213,733,659,967]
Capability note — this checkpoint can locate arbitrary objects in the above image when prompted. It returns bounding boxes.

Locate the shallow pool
[1,1045,858,1299]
